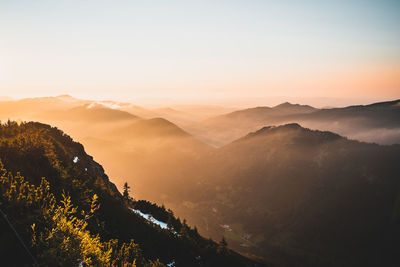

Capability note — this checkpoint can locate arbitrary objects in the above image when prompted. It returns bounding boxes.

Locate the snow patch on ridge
[130,208,168,229]
[87,102,122,109]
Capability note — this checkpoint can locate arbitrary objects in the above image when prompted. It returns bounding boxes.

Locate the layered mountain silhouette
[38,103,140,123]
[200,99,400,146]
[1,96,400,266]
[0,95,86,119]
[290,99,400,144]
[175,124,400,266]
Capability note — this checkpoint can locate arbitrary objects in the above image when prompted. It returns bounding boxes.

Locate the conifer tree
[123,182,131,200]
[218,237,228,255]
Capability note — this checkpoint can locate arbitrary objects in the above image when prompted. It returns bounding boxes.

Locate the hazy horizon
[1,0,399,103]
[1,93,398,109]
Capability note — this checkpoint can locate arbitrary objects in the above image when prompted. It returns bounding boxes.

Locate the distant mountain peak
[241,123,343,144]
[242,123,302,138]
[56,94,73,98]
[274,101,292,108]
[279,122,302,129]
[273,102,316,111]
[257,123,302,133]
[56,94,80,102]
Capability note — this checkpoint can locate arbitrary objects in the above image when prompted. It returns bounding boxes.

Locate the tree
[166,215,175,231]
[123,182,131,200]
[217,237,228,255]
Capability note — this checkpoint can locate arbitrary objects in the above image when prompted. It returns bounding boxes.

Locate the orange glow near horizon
[0,1,399,103]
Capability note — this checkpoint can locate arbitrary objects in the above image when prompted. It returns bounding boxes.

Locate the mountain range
[200,99,400,146]
[1,96,400,266]
[177,123,400,266]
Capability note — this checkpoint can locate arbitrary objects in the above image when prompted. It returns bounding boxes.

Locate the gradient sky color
[0,0,399,102]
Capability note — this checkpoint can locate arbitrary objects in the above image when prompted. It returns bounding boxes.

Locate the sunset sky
[1,0,399,103]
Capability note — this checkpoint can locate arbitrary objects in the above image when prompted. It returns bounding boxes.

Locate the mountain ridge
[168,122,400,266]
[0,121,262,266]
[199,99,400,146]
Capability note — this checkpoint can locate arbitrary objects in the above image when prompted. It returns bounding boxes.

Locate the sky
[0,0,399,104]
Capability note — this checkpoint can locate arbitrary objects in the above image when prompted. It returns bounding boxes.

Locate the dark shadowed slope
[176,124,400,267]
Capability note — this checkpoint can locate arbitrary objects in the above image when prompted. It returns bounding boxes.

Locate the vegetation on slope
[182,124,400,266]
[0,121,262,267]
[0,167,150,266]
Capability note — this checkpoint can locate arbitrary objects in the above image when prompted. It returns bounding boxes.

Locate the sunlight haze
[1,0,399,103]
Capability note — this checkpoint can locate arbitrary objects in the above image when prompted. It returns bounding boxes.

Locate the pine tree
[123,182,131,200]
[218,237,228,255]
[166,215,174,230]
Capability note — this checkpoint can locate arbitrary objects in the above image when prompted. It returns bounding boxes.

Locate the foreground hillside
[0,121,262,267]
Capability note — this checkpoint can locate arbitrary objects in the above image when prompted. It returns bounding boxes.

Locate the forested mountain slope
[0,121,262,267]
[178,124,400,266]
